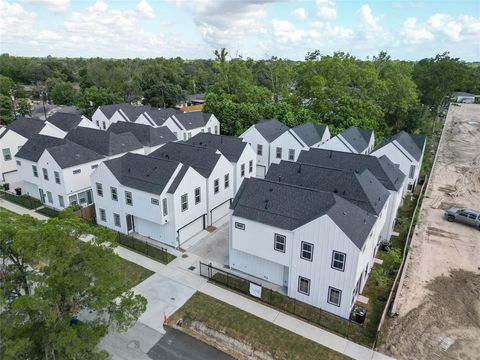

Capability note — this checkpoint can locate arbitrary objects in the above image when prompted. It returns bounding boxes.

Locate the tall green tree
[50,80,76,105]
[0,95,13,125]
[75,87,123,118]
[0,210,147,360]
[16,98,30,116]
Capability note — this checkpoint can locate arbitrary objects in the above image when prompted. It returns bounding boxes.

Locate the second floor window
[274,233,286,252]
[111,187,118,201]
[241,164,245,177]
[181,194,188,211]
[257,144,263,156]
[409,165,415,179]
[32,165,38,177]
[249,160,253,173]
[276,147,282,159]
[42,168,49,181]
[331,251,346,271]
[2,148,11,161]
[301,242,314,261]
[214,179,219,194]
[224,174,229,189]
[96,183,103,197]
[125,191,133,206]
[195,188,201,204]
[54,171,60,184]
[288,149,295,161]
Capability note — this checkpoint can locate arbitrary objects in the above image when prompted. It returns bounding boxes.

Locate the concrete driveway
[187,222,229,265]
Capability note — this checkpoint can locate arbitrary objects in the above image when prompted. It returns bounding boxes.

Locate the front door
[126,214,135,232]
[39,188,45,203]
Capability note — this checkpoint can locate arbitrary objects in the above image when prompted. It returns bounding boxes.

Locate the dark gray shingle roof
[150,142,220,178]
[118,105,151,122]
[15,134,66,162]
[231,178,376,249]
[292,123,328,146]
[297,148,406,192]
[46,112,83,132]
[66,127,143,156]
[97,104,132,119]
[142,108,180,126]
[1,117,45,140]
[338,126,373,153]
[108,122,177,147]
[266,161,389,216]
[105,153,181,195]
[374,131,426,161]
[253,119,289,142]
[172,112,212,130]
[47,141,104,169]
[185,133,247,162]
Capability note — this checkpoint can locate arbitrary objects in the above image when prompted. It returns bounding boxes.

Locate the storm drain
[188,266,196,271]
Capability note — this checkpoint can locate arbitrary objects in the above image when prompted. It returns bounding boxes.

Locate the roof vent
[165,154,169,159]
[264,199,269,209]
[333,189,338,193]
[343,212,347,216]
[297,164,302,173]
[278,176,282,182]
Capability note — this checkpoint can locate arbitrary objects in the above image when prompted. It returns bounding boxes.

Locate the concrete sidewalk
[1,198,395,360]
[0,198,48,220]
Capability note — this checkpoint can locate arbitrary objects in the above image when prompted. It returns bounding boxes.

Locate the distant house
[41,112,99,138]
[297,148,406,241]
[108,122,177,155]
[186,133,256,192]
[371,131,426,192]
[230,177,381,319]
[169,112,220,141]
[0,117,45,186]
[240,119,331,177]
[91,153,207,247]
[150,142,234,226]
[452,92,479,104]
[92,103,151,130]
[135,107,180,128]
[176,93,206,108]
[320,126,374,155]
[15,135,104,210]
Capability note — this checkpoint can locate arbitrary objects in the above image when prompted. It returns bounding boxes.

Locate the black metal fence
[199,262,371,346]
[117,233,175,264]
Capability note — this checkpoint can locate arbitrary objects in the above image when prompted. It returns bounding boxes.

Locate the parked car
[444,208,480,230]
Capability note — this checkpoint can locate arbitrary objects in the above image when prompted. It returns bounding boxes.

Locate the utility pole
[41,91,47,120]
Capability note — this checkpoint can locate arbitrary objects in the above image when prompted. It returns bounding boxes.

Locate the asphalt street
[148,328,233,360]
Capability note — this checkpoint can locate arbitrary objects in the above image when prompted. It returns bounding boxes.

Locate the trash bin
[354,306,366,324]
[3,183,9,191]
[15,188,22,196]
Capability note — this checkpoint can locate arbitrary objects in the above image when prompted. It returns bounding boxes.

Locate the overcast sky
[1,0,479,61]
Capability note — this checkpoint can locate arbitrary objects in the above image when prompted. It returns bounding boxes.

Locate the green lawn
[170,292,348,360]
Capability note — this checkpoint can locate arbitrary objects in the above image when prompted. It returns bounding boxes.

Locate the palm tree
[214,48,228,63]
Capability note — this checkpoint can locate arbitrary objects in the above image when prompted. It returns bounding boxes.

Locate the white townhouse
[15,135,105,210]
[0,117,45,186]
[240,119,331,177]
[320,126,375,155]
[266,161,391,245]
[186,133,256,192]
[371,131,426,193]
[135,107,181,129]
[107,122,177,155]
[92,103,143,130]
[230,178,381,319]
[40,112,99,138]
[91,153,207,247]
[65,127,144,159]
[297,148,407,242]
[150,142,234,226]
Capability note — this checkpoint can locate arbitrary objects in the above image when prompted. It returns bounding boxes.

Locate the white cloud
[137,0,155,19]
[22,0,69,13]
[272,19,304,44]
[309,22,353,40]
[316,0,336,20]
[358,4,382,33]
[292,7,307,21]
[400,17,434,44]
[0,0,37,42]
[176,0,272,49]
[428,13,463,41]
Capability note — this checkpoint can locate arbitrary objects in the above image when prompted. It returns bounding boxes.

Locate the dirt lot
[382,104,480,360]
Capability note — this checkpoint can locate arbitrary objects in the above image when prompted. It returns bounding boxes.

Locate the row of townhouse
[228,129,424,319]
[91,135,256,246]
[1,114,99,187]
[92,103,220,141]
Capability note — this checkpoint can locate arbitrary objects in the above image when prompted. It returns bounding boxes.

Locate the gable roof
[374,131,426,161]
[185,133,248,162]
[266,161,389,216]
[117,105,151,122]
[108,122,177,147]
[65,127,143,156]
[150,142,220,178]
[142,108,180,126]
[292,123,328,146]
[0,117,45,140]
[172,111,213,130]
[297,148,406,192]
[253,119,289,142]
[97,104,132,119]
[104,153,181,195]
[231,178,376,249]
[338,126,374,153]
[46,141,104,169]
[46,112,83,132]
[15,134,66,162]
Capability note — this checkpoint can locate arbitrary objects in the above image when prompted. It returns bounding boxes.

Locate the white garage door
[256,165,266,178]
[211,201,231,225]
[178,216,204,244]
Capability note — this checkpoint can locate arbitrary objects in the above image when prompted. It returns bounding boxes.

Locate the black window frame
[331,251,346,271]
[181,193,188,212]
[32,165,38,177]
[96,182,103,197]
[257,144,263,156]
[300,241,314,261]
[110,187,118,201]
[224,173,229,189]
[42,168,49,181]
[214,178,220,194]
[241,163,245,177]
[125,191,133,206]
[288,148,295,161]
[327,287,342,307]
[151,198,159,205]
[249,160,253,173]
[235,222,245,230]
[195,187,201,204]
[276,147,282,159]
[99,208,106,222]
[54,171,61,184]
[274,233,286,253]
[298,276,310,295]
[113,213,121,227]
